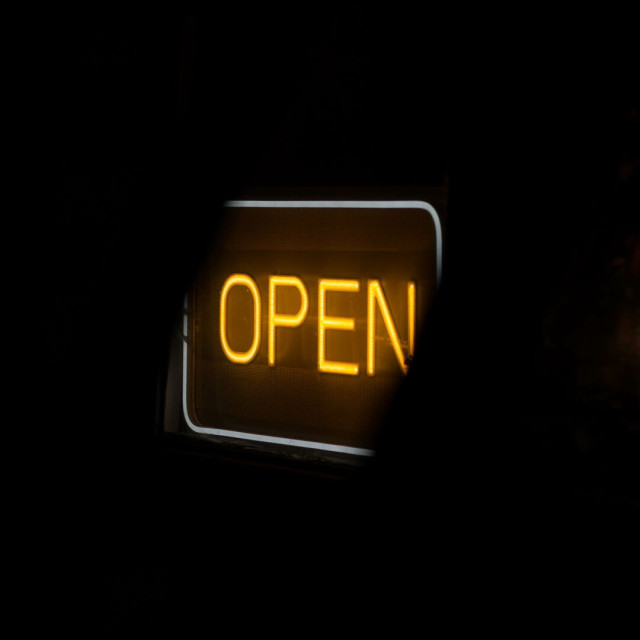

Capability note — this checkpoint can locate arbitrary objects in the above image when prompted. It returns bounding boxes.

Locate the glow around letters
[219,273,415,376]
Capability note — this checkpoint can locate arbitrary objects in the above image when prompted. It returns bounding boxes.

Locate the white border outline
[182,200,443,457]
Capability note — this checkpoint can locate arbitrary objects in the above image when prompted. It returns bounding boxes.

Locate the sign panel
[178,200,442,457]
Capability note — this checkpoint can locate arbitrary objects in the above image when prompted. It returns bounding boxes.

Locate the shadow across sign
[164,198,443,459]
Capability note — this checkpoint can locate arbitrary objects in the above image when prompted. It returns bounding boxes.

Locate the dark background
[20,4,639,633]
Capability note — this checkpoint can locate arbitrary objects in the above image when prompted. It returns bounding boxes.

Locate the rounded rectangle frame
[179,199,443,458]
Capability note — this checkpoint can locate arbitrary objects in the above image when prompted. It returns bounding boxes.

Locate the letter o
[219,274,261,363]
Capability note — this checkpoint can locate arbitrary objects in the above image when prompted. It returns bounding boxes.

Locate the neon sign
[219,274,415,376]
[178,199,443,457]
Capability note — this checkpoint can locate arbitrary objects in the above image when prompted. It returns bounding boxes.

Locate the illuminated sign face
[180,200,442,457]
